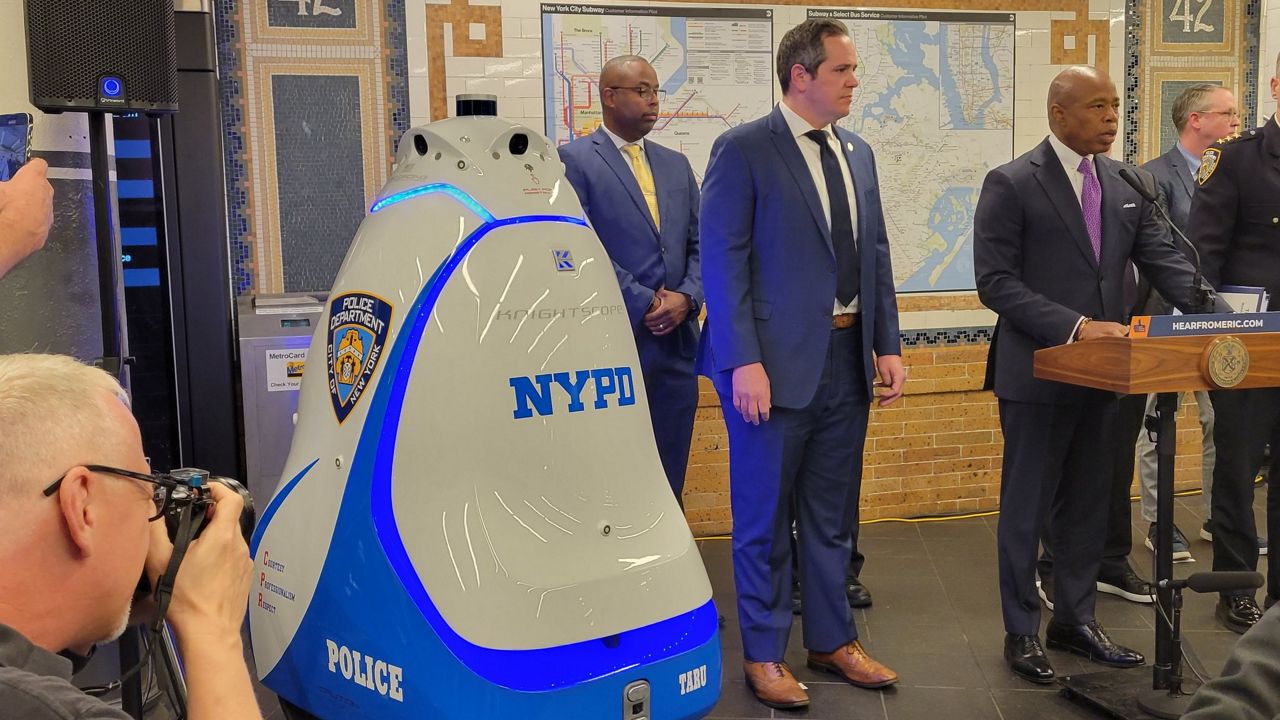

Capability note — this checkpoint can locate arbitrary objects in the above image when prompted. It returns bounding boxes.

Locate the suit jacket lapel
[1031,139,1096,268]
[647,145,675,239]
[592,128,659,236]
[767,107,833,253]
[1167,148,1194,201]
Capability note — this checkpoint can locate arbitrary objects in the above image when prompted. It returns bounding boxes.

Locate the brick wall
[681,295,1215,538]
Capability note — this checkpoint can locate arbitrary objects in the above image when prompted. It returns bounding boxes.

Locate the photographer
[0,158,54,279]
[0,353,262,720]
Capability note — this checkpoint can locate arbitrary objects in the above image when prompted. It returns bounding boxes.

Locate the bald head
[1047,65,1120,156]
[599,55,661,142]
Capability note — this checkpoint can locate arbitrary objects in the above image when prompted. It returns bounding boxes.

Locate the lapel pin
[846,141,854,152]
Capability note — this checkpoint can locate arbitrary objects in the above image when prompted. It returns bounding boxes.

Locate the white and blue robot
[247,97,721,720]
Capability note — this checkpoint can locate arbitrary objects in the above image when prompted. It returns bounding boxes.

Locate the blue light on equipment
[369,182,496,222]
[100,76,123,98]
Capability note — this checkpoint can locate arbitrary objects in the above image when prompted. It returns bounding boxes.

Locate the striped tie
[622,144,660,227]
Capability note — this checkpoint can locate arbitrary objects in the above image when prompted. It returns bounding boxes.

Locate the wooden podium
[1033,330,1280,719]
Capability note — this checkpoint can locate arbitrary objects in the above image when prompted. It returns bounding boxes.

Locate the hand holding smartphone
[0,112,55,279]
[0,113,33,181]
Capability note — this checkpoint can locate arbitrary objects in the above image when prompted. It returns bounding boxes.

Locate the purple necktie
[1078,157,1102,262]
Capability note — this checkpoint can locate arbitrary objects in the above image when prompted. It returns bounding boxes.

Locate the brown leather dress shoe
[743,661,809,709]
[806,640,899,689]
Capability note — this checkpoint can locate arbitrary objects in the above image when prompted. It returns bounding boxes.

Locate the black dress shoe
[1004,633,1054,684]
[1216,595,1263,634]
[1045,620,1145,668]
[846,576,872,608]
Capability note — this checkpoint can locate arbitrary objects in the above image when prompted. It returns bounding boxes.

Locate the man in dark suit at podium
[975,66,1219,684]
[1188,53,1280,634]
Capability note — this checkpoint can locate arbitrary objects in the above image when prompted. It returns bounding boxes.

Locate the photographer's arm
[146,484,262,720]
[0,159,54,279]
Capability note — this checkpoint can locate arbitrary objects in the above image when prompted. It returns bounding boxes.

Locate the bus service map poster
[812,8,1015,292]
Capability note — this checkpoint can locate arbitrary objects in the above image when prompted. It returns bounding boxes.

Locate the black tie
[804,129,860,306]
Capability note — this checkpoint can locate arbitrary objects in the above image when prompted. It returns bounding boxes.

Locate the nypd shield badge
[1197,148,1221,186]
[326,292,393,423]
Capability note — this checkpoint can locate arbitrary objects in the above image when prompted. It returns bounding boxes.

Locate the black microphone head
[1185,571,1265,594]
[1118,167,1157,203]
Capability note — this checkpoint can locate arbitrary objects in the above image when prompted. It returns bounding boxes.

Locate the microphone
[1160,571,1264,594]
[1118,166,1211,314]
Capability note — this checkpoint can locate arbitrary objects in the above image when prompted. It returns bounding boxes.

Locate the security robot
[248,96,721,720]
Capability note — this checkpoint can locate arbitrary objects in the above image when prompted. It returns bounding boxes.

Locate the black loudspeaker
[24,0,179,115]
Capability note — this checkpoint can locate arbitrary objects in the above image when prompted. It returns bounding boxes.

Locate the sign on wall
[541,3,775,180]
[812,8,1015,293]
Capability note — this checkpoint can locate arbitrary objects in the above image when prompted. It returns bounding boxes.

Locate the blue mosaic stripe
[900,326,993,347]
[214,0,252,295]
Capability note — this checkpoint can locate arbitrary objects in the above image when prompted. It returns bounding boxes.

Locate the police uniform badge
[1197,148,1221,186]
[326,291,394,423]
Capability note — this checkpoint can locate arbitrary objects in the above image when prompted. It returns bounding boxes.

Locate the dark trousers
[1039,392,1146,581]
[1209,387,1280,600]
[722,326,869,661]
[637,326,699,504]
[998,399,1117,635]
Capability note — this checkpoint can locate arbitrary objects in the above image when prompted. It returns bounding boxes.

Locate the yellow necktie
[622,144,660,227]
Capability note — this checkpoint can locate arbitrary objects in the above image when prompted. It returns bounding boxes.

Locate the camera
[162,469,256,544]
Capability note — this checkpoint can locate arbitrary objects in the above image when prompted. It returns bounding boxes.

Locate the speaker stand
[1059,392,1196,719]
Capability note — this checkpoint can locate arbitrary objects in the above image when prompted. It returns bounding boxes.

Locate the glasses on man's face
[607,86,665,101]
[1200,109,1240,118]
[43,465,179,522]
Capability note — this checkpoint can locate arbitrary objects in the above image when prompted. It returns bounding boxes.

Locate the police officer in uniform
[1187,52,1280,633]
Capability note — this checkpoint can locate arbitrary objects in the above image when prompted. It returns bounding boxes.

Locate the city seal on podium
[1202,335,1249,388]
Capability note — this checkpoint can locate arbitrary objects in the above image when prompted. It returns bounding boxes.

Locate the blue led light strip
[361,210,717,691]
[369,182,497,222]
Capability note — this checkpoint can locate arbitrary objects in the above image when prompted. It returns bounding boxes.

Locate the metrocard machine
[247,99,722,719]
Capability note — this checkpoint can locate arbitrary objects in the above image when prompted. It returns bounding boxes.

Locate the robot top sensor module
[248,95,722,720]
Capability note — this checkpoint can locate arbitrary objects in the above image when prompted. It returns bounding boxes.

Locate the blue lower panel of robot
[260,506,721,719]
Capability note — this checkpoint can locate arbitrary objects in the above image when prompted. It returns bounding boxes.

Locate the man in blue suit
[559,55,703,503]
[698,19,904,710]
[975,66,1224,685]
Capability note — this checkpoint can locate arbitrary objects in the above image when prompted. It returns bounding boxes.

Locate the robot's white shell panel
[391,219,710,650]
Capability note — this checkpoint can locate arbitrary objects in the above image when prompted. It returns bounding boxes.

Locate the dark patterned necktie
[804,129,860,306]
[1078,157,1102,262]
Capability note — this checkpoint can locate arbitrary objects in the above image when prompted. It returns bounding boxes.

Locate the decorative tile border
[215,0,410,294]
[901,326,994,347]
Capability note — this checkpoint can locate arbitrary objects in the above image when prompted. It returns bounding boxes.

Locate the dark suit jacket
[974,137,1212,404]
[1188,119,1280,308]
[559,128,703,347]
[1137,144,1200,315]
[697,104,901,408]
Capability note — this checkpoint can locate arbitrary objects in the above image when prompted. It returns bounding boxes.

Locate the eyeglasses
[43,465,180,522]
[606,86,666,101]
[1199,109,1240,118]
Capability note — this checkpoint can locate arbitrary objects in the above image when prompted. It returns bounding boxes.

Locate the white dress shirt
[778,100,860,314]
[600,123,650,180]
[1045,132,1106,343]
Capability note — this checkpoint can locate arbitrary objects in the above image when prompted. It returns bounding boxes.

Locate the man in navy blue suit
[698,19,904,710]
[975,66,1223,685]
[559,55,703,503]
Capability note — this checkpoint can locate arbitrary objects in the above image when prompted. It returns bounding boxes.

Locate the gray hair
[0,354,130,502]
[776,19,849,95]
[1171,83,1225,133]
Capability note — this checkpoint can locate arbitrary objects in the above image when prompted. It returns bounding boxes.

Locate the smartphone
[0,113,34,182]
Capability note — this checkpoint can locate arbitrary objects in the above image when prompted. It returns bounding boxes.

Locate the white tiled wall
[408,0,1127,159]
[1262,0,1280,125]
